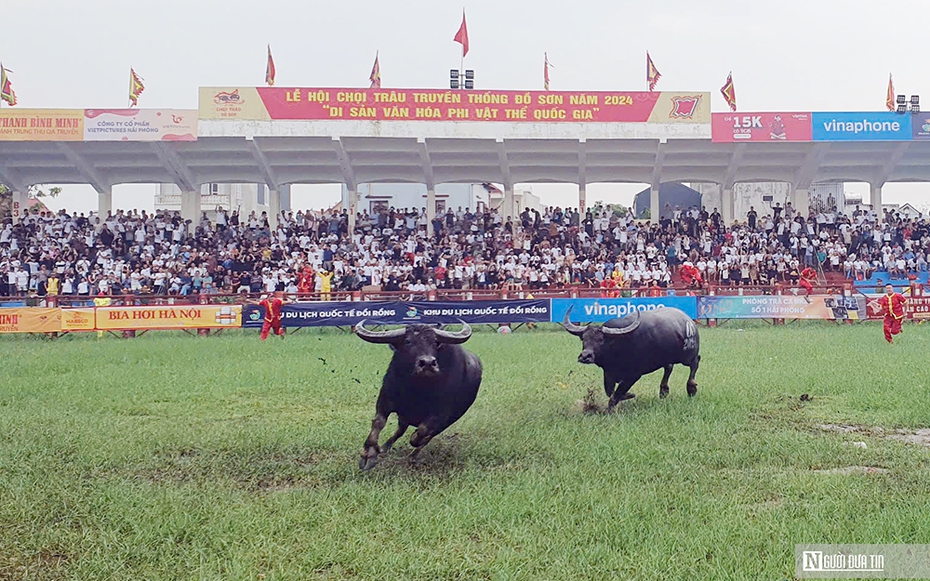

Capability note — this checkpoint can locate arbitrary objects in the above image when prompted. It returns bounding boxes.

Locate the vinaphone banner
[199,87,711,123]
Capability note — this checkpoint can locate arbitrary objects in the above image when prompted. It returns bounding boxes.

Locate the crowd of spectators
[0,198,926,301]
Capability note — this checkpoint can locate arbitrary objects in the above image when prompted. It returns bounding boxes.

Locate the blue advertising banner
[243,299,552,328]
[696,294,866,320]
[812,112,912,141]
[912,113,930,140]
[550,297,698,323]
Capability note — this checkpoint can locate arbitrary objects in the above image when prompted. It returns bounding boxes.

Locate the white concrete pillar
[871,184,883,222]
[426,187,436,235]
[649,183,660,224]
[180,189,201,227]
[793,187,810,220]
[98,187,113,220]
[11,189,27,224]
[268,188,280,229]
[578,183,587,214]
[279,184,292,212]
[721,188,734,226]
[346,189,357,235]
[503,185,515,222]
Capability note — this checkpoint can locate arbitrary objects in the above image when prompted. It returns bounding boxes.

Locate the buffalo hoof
[659,387,670,399]
[687,382,698,397]
[359,455,379,471]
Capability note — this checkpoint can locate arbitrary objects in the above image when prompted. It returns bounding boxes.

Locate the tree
[0,184,61,218]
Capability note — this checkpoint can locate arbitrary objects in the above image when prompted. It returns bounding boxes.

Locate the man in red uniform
[250,291,290,341]
[870,284,906,343]
[297,266,315,297]
[799,266,816,302]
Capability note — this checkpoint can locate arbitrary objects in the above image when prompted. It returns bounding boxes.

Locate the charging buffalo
[354,321,482,470]
[562,306,700,409]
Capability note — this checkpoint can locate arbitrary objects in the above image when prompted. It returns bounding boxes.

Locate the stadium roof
[1,128,929,193]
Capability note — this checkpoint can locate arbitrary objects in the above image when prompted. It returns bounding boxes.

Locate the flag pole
[128,67,132,107]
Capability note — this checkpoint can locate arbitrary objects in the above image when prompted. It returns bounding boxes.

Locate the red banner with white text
[199,87,710,123]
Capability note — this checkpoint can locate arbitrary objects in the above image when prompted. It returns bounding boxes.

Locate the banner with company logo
[812,112,912,141]
[83,109,198,141]
[697,294,866,320]
[0,109,84,141]
[912,114,930,140]
[863,294,930,320]
[60,308,96,331]
[199,87,710,123]
[0,308,61,333]
[243,300,552,328]
[94,305,241,330]
[550,297,698,323]
[712,112,812,142]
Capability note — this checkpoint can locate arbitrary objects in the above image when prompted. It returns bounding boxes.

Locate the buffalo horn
[434,321,472,344]
[600,310,642,335]
[561,305,588,337]
[354,320,406,343]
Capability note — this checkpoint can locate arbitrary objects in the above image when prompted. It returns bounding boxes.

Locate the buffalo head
[562,306,641,364]
[355,321,472,377]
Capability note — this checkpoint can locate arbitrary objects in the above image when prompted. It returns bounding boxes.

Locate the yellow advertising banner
[61,308,96,331]
[0,109,85,141]
[198,87,270,120]
[94,305,242,330]
[0,308,62,333]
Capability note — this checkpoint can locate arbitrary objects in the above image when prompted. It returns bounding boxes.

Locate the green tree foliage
[0,184,62,218]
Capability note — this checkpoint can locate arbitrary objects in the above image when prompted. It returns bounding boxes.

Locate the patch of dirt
[131,447,322,493]
[887,429,930,447]
[813,466,889,476]
[818,424,930,448]
[576,388,602,414]
[0,549,70,581]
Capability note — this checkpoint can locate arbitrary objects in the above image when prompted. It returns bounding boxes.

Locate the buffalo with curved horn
[562,305,700,409]
[355,321,482,470]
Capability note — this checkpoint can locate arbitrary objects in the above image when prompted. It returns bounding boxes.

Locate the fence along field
[1,323,929,579]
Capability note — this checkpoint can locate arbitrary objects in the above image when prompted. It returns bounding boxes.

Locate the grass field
[2,322,930,580]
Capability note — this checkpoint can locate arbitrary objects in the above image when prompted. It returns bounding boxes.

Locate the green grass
[2,322,930,580]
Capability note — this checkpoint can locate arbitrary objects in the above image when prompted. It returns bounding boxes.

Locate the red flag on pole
[453,10,469,57]
[0,64,17,106]
[369,52,381,89]
[720,72,737,112]
[265,45,276,86]
[646,52,661,91]
[544,53,552,91]
[129,68,145,107]
[886,73,895,111]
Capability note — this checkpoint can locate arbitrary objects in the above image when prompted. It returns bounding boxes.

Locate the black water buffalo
[562,306,700,409]
[355,321,482,470]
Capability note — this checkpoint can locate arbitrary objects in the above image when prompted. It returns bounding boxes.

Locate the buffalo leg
[686,356,700,397]
[359,412,388,471]
[603,370,618,398]
[659,365,673,399]
[381,420,410,454]
[408,419,443,460]
[607,378,638,411]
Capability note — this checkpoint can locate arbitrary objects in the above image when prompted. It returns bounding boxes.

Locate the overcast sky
[3,0,928,212]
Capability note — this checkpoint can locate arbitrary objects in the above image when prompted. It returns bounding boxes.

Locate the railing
[0,281,863,310]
